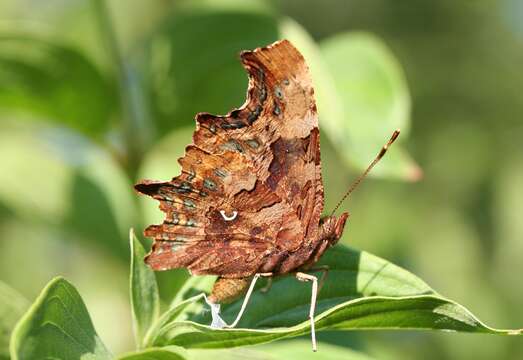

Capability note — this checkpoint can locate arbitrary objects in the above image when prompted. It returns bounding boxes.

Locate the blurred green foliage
[1,0,523,359]
[0,282,28,359]
[0,35,116,136]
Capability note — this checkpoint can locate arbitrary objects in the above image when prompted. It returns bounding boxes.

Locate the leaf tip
[407,162,424,182]
[47,275,69,288]
[129,227,142,252]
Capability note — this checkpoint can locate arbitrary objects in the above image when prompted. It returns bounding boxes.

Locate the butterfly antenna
[330,130,401,217]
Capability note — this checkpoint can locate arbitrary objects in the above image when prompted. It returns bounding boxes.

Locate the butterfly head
[319,212,349,245]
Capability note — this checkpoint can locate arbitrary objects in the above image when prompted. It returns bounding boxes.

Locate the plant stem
[92,0,152,179]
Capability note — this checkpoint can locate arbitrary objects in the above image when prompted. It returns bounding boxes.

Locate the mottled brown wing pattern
[135,40,324,278]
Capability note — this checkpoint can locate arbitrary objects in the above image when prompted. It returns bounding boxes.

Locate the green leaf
[0,281,29,359]
[320,32,421,180]
[130,229,160,349]
[10,277,111,359]
[145,246,521,349]
[0,34,116,137]
[118,346,187,360]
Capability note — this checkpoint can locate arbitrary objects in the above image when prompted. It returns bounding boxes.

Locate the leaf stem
[92,0,152,178]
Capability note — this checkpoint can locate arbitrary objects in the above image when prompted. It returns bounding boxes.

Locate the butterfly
[135,39,399,351]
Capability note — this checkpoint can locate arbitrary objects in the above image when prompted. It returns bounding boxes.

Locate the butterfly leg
[295,272,319,352]
[225,272,273,328]
[308,265,329,293]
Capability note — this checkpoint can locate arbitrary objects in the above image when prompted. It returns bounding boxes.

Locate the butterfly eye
[220,210,238,221]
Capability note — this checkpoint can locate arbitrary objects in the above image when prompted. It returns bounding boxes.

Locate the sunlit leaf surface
[320,32,421,180]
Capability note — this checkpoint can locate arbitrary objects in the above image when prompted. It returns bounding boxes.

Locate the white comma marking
[220,210,238,221]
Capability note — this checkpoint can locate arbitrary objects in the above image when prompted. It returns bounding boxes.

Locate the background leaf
[130,230,160,349]
[0,281,28,360]
[0,34,116,137]
[146,246,521,349]
[320,32,421,180]
[10,277,111,359]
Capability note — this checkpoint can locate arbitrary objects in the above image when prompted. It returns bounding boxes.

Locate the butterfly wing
[135,40,324,278]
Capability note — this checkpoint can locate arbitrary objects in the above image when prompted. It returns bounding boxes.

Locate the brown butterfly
[135,40,399,351]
